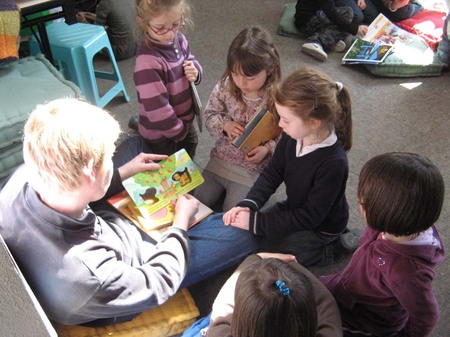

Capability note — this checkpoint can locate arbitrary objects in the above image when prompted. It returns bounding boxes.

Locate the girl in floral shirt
[194,26,281,211]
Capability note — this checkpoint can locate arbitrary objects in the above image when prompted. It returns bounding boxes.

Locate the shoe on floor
[331,40,346,53]
[343,35,356,49]
[128,115,139,131]
[339,227,363,252]
[301,42,327,61]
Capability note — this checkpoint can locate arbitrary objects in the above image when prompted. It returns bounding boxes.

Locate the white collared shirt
[296,132,338,157]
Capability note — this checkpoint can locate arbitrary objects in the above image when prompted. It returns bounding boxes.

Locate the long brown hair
[231,258,317,337]
[222,26,281,112]
[273,67,352,151]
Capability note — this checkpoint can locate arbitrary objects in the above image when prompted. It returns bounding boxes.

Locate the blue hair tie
[275,280,290,296]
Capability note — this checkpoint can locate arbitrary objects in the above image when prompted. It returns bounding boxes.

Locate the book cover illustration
[122,149,205,218]
[363,13,427,48]
[342,39,393,64]
[232,108,282,154]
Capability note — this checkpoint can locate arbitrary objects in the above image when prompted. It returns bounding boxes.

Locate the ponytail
[335,87,352,151]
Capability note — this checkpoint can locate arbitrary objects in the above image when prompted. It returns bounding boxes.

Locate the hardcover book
[232,108,282,154]
[122,149,204,217]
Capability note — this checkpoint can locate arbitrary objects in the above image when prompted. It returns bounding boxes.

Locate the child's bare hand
[223,120,245,139]
[257,252,297,263]
[358,25,368,37]
[183,61,198,82]
[245,145,270,164]
[228,208,250,230]
[223,206,248,225]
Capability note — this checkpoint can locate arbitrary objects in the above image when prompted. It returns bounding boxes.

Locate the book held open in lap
[108,149,212,239]
[232,108,282,154]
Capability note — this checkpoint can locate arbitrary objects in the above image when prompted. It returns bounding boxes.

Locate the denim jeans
[181,212,259,288]
[109,135,259,287]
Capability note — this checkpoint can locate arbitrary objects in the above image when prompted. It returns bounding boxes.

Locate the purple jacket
[321,226,445,337]
[134,32,202,142]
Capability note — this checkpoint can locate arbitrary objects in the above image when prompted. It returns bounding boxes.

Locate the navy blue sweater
[238,133,349,238]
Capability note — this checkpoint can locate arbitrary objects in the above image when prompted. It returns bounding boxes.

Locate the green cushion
[0,54,82,150]
[363,37,444,77]
[0,142,22,183]
[278,3,305,38]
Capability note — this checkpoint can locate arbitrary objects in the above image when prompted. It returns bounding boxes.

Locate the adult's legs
[181,213,259,288]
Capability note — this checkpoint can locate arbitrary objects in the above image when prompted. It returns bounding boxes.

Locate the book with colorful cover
[121,148,205,218]
[342,38,393,64]
[363,13,419,47]
[232,108,282,154]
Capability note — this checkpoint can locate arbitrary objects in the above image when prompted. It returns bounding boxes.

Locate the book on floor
[342,38,393,64]
[232,108,282,154]
[109,148,212,237]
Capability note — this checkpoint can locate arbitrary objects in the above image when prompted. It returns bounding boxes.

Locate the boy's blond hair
[23,98,121,192]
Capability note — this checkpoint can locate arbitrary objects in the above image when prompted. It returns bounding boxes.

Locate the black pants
[299,7,354,50]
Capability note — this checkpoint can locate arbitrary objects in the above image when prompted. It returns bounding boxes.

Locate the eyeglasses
[148,16,185,35]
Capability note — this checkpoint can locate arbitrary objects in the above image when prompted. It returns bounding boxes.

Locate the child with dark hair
[206,253,342,337]
[194,26,281,211]
[321,152,445,337]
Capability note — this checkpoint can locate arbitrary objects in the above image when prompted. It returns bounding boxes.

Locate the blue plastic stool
[29,22,129,108]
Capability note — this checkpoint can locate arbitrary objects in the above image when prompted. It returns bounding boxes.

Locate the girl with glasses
[134,0,202,158]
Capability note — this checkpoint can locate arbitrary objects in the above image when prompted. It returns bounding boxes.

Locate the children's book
[363,13,430,50]
[232,108,282,154]
[107,190,213,239]
[342,38,393,64]
[121,148,206,218]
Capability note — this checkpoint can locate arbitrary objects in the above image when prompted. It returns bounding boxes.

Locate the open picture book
[108,149,212,239]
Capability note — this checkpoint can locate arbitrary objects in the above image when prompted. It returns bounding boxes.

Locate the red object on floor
[396,9,447,51]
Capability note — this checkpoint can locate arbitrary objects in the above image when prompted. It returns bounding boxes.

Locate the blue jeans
[110,135,259,286]
[181,213,259,288]
[437,13,450,65]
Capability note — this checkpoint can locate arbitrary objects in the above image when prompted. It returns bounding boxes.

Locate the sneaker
[128,115,139,131]
[344,35,356,49]
[339,228,363,252]
[301,43,327,61]
[331,40,346,53]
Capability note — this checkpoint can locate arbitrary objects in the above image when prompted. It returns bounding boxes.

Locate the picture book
[122,149,205,218]
[342,38,393,64]
[107,190,213,238]
[363,13,429,49]
[232,108,282,154]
